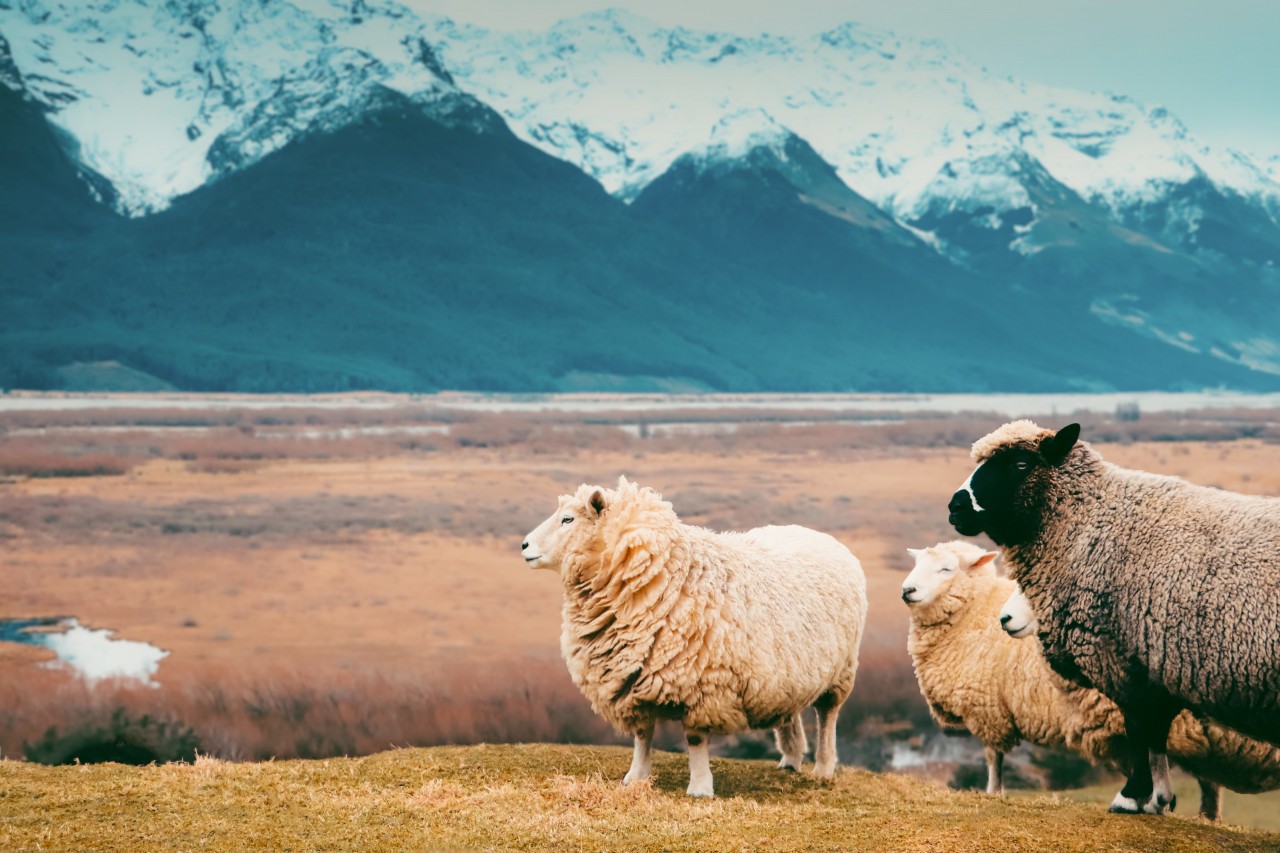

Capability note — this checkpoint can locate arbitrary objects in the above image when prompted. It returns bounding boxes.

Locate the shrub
[24,707,200,766]
[1030,745,1107,790]
[949,759,1036,791]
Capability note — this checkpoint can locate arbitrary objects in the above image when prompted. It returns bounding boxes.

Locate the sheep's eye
[1014,461,1030,472]
[940,565,954,573]
[561,516,574,525]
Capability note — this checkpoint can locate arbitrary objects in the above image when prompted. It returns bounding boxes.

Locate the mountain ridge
[3,2,1280,392]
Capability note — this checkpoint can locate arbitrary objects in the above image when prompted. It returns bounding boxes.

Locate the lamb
[903,540,1129,796]
[521,476,867,797]
[948,420,1280,815]
[906,542,1280,820]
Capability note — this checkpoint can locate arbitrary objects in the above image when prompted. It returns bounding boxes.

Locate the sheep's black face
[948,424,1080,546]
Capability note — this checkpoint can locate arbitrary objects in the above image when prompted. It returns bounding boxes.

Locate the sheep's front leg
[623,719,655,786]
[1112,703,1178,814]
[1144,751,1176,815]
[685,729,714,798]
[984,746,1004,796]
[775,711,807,772]
[1197,777,1221,821]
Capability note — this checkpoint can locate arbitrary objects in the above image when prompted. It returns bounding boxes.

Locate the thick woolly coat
[972,421,1280,746]
[907,544,1129,764]
[907,542,1280,793]
[558,480,867,735]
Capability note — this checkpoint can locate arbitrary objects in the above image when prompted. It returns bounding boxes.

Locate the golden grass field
[3,743,1280,853]
[3,398,1280,848]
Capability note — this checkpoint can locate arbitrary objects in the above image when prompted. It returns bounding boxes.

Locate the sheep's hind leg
[984,746,1004,796]
[685,729,714,798]
[812,691,843,779]
[1197,777,1221,821]
[623,719,655,786]
[775,711,807,772]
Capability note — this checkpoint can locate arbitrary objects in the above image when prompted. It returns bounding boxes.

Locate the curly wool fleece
[974,422,1280,746]
[557,478,867,736]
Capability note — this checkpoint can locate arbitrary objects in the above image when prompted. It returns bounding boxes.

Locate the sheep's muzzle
[948,490,985,536]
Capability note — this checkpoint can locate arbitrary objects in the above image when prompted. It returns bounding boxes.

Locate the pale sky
[411,0,1280,157]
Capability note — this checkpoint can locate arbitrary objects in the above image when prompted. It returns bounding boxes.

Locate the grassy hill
[2,744,1278,852]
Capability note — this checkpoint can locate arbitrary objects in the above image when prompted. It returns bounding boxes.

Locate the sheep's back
[1169,712,1280,794]
[1016,465,1280,737]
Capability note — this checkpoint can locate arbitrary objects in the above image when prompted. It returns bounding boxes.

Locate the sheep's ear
[1042,423,1080,465]
[970,551,1000,570]
[589,489,607,516]
[906,548,924,558]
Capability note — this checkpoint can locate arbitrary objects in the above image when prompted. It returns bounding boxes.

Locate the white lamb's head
[901,541,999,608]
[522,483,611,574]
[998,585,1038,639]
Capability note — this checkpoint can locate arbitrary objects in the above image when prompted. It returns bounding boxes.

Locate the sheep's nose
[521,541,529,551]
[999,613,1012,627]
[901,586,916,602]
[948,490,971,512]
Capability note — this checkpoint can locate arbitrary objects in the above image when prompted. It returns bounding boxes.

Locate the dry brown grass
[1,744,1276,852]
[0,659,622,763]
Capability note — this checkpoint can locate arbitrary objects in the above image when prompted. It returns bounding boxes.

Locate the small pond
[0,617,168,686]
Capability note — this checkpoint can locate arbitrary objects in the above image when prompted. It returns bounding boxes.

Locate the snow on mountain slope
[4,0,1278,235]
[424,9,1280,226]
[0,0,457,214]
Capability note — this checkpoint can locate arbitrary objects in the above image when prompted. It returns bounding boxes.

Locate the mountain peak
[0,0,461,214]
[695,108,793,162]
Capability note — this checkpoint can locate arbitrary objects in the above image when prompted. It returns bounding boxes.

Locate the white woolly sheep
[521,476,867,797]
[906,542,1280,820]
[903,540,1128,796]
[949,420,1280,815]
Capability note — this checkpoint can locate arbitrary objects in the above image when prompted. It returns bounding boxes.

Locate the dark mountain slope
[3,92,767,391]
[633,136,1280,391]
[3,89,1277,392]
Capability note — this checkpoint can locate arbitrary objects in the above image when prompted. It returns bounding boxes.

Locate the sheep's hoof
[778,760,800,773]
[1108,793,1143,814]
[686,785,715,798]
[812,765,836,780]
[1143,794,1176,815]
[622,771,650,786]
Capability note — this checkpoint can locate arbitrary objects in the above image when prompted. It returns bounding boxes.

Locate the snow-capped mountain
[0,0,460,214]
[4,0,1278,235]
[5,0,1280,392]
[423,9,1280,228]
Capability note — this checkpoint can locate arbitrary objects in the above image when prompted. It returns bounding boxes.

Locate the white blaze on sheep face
[999,586,1038,639]
[960,469,985,512]
[521,488,606,572]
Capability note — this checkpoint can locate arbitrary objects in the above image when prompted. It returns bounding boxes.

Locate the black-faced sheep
[998,584,1280,820]
[948,420,1280,815]
[905,541,1280,819]
[521,476,867,797]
